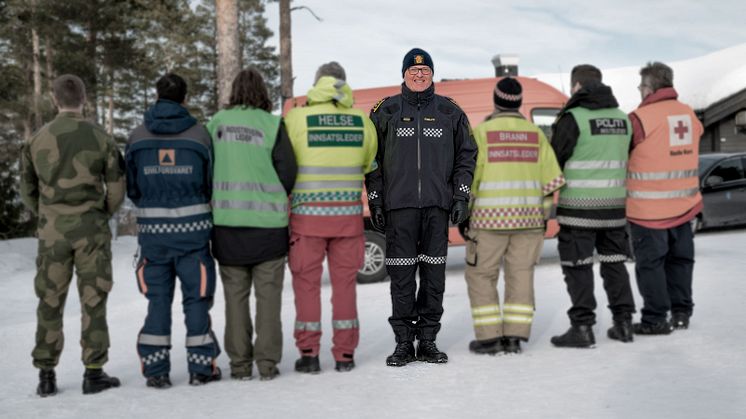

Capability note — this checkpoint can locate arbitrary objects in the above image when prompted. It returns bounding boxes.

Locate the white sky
[264,0,746,95]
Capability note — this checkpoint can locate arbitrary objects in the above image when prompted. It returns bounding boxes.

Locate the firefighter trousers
[385,207,449,343]
[629,222,694,325]
[557,226,636,326]
[464,229,543,341]
[135,247,221,378]
[289,233,364,362]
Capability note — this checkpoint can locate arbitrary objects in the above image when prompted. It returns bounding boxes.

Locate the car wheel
[357,230,388,284]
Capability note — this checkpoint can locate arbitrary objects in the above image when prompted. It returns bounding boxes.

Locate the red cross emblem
[673,120,689,140]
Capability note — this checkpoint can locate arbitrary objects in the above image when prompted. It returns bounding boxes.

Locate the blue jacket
[125,100,213,256]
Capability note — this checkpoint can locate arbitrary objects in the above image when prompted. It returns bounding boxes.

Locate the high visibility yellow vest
[470,113,564,230]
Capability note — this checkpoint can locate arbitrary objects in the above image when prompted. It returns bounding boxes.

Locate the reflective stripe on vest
[565,179,626,188]
[214,181,285,193]
[298,166,362,175]
[290,204,362,216]
[137,204,211,218]
[213,199,288,212]
[627,187,699,200]
[565,160,627,170]
[294,180,362,190]
[479,181,541,190]
[627,169,698,180]
[474,196,543,206]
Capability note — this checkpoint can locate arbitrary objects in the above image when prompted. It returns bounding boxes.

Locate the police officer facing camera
[365,48,477,367]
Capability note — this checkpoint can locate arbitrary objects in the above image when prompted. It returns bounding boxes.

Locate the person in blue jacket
[125,73,221,389]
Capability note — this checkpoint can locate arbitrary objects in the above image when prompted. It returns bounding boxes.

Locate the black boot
[146,375,172,389]
[671,312,690,330]
[502,337,522,354]
[633,321,673,335]
[335,360,355,372]
[37,369,57,397]
[551,325,595,348]
[385,341,416,367]
[608,320,634,343]
[468,338,503,355]
[82,368,121,394]
[294,355,321,374]
[416,340,448,363]
[189,366,222,386]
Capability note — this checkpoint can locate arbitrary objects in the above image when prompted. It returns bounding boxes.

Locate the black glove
[458,218,471,241]
[370,206,386,232]
[450,199,469,225]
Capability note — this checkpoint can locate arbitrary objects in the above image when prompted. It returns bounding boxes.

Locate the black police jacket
[365,83,477,211]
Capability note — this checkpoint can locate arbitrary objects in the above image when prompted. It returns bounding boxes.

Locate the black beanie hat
[493,77,523,109]
[402,48,434,77]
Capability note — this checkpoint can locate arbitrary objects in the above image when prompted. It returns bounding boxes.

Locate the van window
[531,108,561,142]
[709,158,744,183]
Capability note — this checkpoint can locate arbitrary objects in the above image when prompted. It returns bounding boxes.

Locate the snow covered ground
[1,229,745,419]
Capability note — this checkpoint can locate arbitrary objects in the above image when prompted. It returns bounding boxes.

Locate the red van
[283,76,568,283]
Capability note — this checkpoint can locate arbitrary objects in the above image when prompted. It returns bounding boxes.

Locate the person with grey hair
[627,61,704,335]
[314,61,347,83]
[284,62,377,374]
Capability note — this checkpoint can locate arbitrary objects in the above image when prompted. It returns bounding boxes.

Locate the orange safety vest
[626,99,703,220]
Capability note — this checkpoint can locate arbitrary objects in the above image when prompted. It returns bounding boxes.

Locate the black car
[695,152,746,231]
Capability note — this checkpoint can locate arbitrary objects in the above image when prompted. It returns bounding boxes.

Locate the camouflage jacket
[20,111,125,240]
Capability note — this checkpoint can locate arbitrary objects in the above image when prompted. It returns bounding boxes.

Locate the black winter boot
[146,375,172,389]
[82,368,121,394]
[335,360,355,372]
[416,340,448,363]
[468,338,503,355]
[502,337,522,354]
[633,321,673,335]
[189,366,222,386]
[37,369,57,397]
[551,325,596,348]
[671,313,690,330]
[385,341,416,367]
[294,355,321,374]
[608,320,634,343]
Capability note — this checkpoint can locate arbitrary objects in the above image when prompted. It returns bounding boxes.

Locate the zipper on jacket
[416,102,422,207]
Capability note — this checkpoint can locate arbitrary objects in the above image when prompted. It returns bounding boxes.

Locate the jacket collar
[639,87,678,108]
[401,82,435,106]
[307,76,354,108]
[144,99,197,135]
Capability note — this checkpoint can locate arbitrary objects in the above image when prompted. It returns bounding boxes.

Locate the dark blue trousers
[630,222,695,325]
[136,247,221,377]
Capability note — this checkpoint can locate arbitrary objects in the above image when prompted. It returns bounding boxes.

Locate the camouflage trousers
[32,235,113,370]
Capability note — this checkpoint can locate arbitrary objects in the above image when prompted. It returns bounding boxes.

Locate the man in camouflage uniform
[20,74,125,397]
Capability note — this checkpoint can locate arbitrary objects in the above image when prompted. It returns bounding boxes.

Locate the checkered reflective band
[187,352,213,366]
[598,254,629,263]
[423,128,443,138]
[397,127,415,137]
[138,219,212,234]
[141,348,169,366]
[458,184,470,194]
[368,190,379,200]
[386,254,447,266]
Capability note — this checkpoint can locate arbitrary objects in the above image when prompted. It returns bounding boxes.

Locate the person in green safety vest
[208,68,298,381]
[550,65,637,349]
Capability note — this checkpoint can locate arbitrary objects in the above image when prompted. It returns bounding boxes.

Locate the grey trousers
[219,256,285,377]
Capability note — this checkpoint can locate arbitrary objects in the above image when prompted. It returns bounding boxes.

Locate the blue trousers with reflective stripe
[136,246,221,377]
